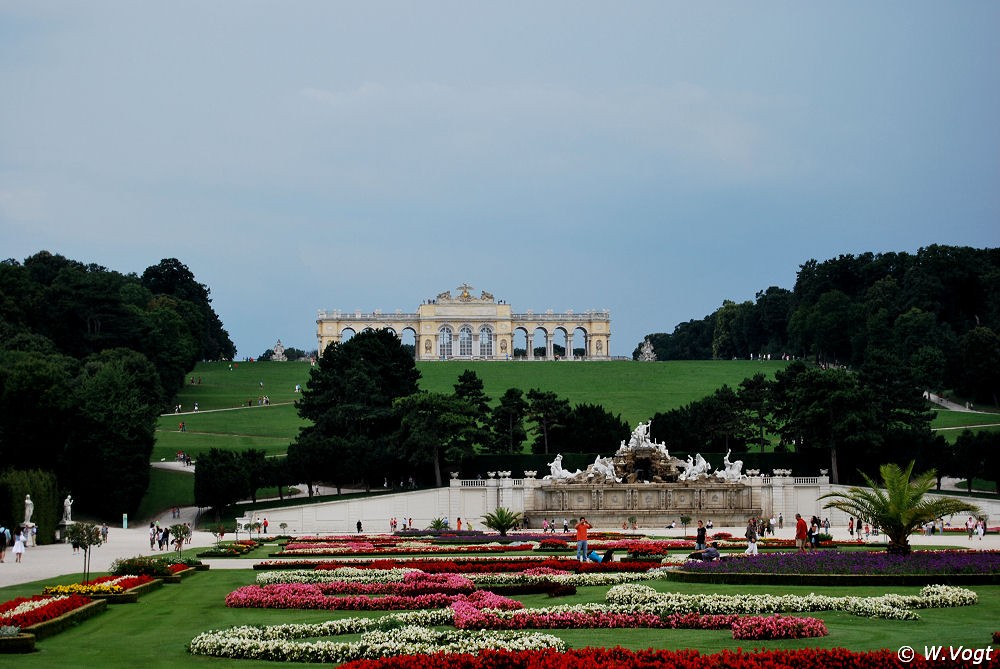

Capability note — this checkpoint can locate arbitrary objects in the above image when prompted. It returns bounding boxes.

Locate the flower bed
[451,601,827,639]
[605,583,977,620]
[672,550,1000,585]
[310,557,663,573]
[276,542,534,557]
[43,574,154,596]
[336,647,945,669]
[225,584,520,611]
[189,609,564,663]
[0,595,94,628]
[198,539,260,557]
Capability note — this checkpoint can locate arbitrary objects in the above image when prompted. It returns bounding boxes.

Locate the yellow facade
[316,283,611,360]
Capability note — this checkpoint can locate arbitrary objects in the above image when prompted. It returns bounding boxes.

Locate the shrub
[110,555,174,579]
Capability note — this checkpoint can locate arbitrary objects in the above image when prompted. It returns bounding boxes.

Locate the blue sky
[2,3,998,358]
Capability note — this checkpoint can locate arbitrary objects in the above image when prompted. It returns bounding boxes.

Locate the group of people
[387,517,413,532]
[847,516,877,540]
[541,518,570,533]
[149,522,190,551]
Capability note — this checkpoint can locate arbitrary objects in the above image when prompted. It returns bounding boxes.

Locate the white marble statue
[63,494,73,522]
[544,454,580,480]
[24,494,34,525]
[679,453,712,481]
[715,449,745,482]
[591,455,620,483]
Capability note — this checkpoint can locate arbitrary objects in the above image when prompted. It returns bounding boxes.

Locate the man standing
[575,516,592,562]
[695,520,707,551]
[795,513,808,552]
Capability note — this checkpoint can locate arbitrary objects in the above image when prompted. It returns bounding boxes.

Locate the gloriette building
[316,283,611,361]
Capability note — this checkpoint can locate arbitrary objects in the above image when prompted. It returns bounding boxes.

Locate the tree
[550,403,630,454]
[486,388,528,454]
[453,369,491,448]
[293,329,421,489]
[738,373,773,452]
[526,389,571,454]
[241,449,269,504]
[820,461,980,555]
[140,258,235,361]
[771,364,878,484]
[65,522,103,583]
[194,448,248,521]
[395,392,479,487]
[62,348,161,517]
[480,507,522,536]
[952,430,991,494]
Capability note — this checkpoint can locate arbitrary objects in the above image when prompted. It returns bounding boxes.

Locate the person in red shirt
[575,516,593,562]
[795,513,809,552]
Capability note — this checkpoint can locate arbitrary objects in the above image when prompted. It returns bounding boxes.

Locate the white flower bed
[256,568,418,585]
[188,609,564,662]
[604,584,977,620]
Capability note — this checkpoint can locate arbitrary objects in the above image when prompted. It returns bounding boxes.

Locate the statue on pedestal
[24,494,34,525]
[63,495,73,523]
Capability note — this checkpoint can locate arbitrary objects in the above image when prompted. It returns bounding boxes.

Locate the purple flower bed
[682,550,1000,575]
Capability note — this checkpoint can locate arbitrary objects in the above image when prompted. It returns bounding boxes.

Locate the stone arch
[399,326,417,357]
[532,326,549,360]
[572,326,589,358]
[553,326,570,360]
[512,326,531,359]
[340,327,357,342]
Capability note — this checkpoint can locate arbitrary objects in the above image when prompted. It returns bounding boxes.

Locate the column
[546,332,554,360]
[565,333,574,360]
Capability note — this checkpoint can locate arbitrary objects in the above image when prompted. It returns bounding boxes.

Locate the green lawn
[3,567,997,666]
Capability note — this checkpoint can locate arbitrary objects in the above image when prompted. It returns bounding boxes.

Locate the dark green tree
[292,329,420,489]
[485,388,529,454]
[140,258,235,361]
[738,373,773,452]
[395,392,479,486]
[772,364,878,484]
[62,348,161,517]
[241,449,269,504]
[453,369,491,448]
[526,389,571,454]
[549,403,630,454]
[194,448,248,521]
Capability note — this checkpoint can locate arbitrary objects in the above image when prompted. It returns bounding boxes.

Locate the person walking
[575,516,592,562]
[0,523,9,563]
[12,526,26,563]
[745,519,758,556]
[794,513,808,552]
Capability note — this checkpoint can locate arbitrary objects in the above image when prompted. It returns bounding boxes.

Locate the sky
[2,3,998,359]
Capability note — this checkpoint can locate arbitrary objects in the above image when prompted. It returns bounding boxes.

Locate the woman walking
[13,526,26,563]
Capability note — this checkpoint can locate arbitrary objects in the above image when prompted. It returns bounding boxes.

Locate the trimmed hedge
[666,569,1000,586]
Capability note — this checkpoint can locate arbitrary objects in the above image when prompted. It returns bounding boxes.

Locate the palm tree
[481,507,523,537]
[819,461,980,556]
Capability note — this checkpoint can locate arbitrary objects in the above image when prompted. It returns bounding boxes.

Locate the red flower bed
[341,647,975,669]
[87,575,154,589]
[168,563,189,574]
[312,557,662,573]
[0,595,92,628]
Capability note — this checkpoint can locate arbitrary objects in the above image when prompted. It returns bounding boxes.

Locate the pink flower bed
[451,603,827,639]
[307,572,475,596]
[225,584,521,611]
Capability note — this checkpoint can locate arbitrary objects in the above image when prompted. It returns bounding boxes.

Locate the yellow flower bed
[42,583,124,596]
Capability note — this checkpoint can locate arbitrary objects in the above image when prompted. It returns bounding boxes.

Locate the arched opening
[513,327,530,359]
[459,325,473,357]
[532,327,549,360]
[554,327,569,360]
[438,326,453,359]
[400,327,417,359]
[478,325,494,358]
[340,327,357,343]
[573,326,589,359]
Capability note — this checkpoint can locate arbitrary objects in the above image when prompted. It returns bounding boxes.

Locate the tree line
[637,245,1000,406]
[0,252,235,521]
